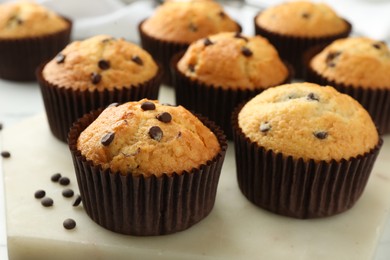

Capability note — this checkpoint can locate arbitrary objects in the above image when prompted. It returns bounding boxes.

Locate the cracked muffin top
[310,37,390,88]
[177,32,289,90]
[255,1,348,37]
[141,0,240,44]
[42,35,159,91]
[0,1,68,39]
[238,82,379,162]
[77,99,221,177]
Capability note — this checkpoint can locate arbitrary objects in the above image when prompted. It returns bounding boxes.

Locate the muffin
[68,99,227,235]
[172,32,291,139]
[305,37,390,134]
[0,1,71,81]
[139,0,240,85]
[232,82,382,219]
[37,34,162,143]
[254,0,351,78]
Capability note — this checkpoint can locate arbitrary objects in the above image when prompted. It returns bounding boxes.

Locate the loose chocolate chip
[241,47,253,57]
[1,151,11,158]
[314,131,328,140]
[55,53,65,64]
[63,218,76,230]
[234,32,248,42]
[141,101,156,111]
[302,12,310,19]
[91,72,102,84]
[101,132,115,146]
[41,197,54,207]
[131,55,143,66]
[0,123,2,130]
[62,189,74,198]
[34,190,46,199]
[149,126,163,141]
[157,112,172,123]
[73,195,82,207]
[107,102,119,108]
[259,122,271,133]
[188,64,196,72]
[59,177,70,186]
[51,173,62,182]
[98,59,110,70]
[307,93,319,101]
[204,38,213,46]
[189,23,198,32]
[326,51,341,67]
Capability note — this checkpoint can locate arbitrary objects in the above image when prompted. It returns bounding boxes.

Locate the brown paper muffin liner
[232,104,383,219]
[304,45,390,134]
[68,109,227,236]
[138,20,242,86]
[0,17,72,81]
[36,63,163,143]
[171,51,293,140]
[254,13,352,79]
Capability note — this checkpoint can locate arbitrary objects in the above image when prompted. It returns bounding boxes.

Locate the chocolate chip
[101,132,115,146]
[157,112,172,123]
[189,23,198,32]
[188,64,196,72]
[73,195,82,207]
[307,93,319,101]
[373,42,382,49]
[259,122,271,133]
[241,47,253,57]
[1,151,10,158]
[0,123,2,130]
[326,51,341,67]
[218,11,226,18]
[314,131,328,140]
[302,12,310,19]
[62,189,74,198]
[235,32,248,42]
[177,131,182,138]
[55,53,65,64]
[41,197,53,207]
[63,218,76,230]
[51,173,62,182]
[59,177,70,186]
[98,59,110,70]
[91,72,102,84]
[34,190,46,199]
[204,38,213,46]
[102,37,114,43]
[149,126,163,141]
[107,102,119,108]
[131,55,143,66]
[141,101,156,111]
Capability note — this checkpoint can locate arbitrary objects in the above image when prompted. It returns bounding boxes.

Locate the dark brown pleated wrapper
[254,13,351,78]
[171,51,293,140]
[304,45,390,134]
[37,64,162,143]
[0,17,72,81]
[138,20,242,86]
[232,105,383,219]
[68,109,227,236]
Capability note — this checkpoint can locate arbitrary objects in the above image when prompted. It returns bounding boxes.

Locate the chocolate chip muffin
[0,1,71,81]
[172,32,291,139]
[68,99,227,235]
[306,37,390,133]
[232,82,382,218]
[254,1,351,78]
[37,34,162,142]
[139,0,240,84]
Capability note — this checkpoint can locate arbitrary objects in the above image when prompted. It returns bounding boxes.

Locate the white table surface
[1,1,390,259]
